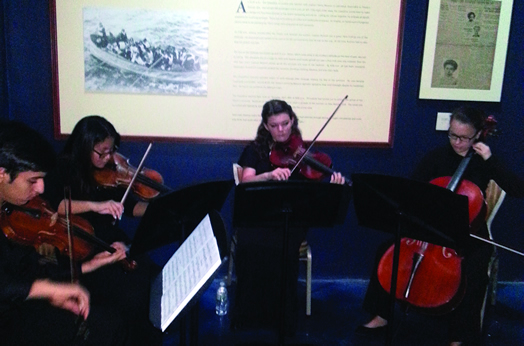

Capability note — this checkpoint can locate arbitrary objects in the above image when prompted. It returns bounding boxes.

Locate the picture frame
[419,0,513,102]
[50,0,406,145]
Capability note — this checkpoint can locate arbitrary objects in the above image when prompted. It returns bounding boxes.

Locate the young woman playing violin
[357,107,524,346]
[43,115,162,346]
[231,99,346,334]
[44,115,148,245]
[0,121,127,345]
[238,99,345,184]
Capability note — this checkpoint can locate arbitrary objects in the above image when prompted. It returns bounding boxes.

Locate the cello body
[377,176,487,314]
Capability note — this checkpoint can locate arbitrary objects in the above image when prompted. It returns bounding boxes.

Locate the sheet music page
[159,214,221,331]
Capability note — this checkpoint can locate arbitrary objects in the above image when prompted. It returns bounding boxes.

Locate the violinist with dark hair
[238,99,345,184]
[43,115,163,346]
[231,99,346,334]
[0,120,128,345]
[357,106,524,345]
[44,115,148,245]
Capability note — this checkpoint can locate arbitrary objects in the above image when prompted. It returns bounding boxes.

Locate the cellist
[357,106,524,345]
[0,121,127,345]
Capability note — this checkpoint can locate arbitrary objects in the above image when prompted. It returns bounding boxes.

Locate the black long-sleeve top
[0,232,72,320]
[412,145,524,198]
[43,159,139,245]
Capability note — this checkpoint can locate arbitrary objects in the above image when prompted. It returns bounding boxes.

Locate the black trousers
[231,226,307,334]
[80,253,163,346]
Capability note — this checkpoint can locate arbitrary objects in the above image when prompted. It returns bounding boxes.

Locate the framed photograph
[51,0,406,145]
[419,0,513,102]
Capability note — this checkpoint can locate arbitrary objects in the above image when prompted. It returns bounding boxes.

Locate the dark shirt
[412,145,524,198]
[43,159,139,245]
[0,232,71,321]
[238,142,308,181]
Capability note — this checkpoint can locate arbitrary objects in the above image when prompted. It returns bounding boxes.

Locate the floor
[161,278,524,345]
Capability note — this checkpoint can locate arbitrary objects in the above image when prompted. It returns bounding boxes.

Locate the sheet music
[159,214,221,331]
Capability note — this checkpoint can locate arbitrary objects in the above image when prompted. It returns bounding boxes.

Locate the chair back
[233,163,243,185]
[485,180,506,239]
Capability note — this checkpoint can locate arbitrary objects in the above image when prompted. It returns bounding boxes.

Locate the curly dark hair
[443,59,458,71]
[252,100,301,159]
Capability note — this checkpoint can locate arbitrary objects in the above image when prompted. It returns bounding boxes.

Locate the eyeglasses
[93,146,117,159]
[448,133,477,142]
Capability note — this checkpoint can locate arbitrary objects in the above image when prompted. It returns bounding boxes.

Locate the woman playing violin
[231,100,346,333]
[43,115,162,346]
[238,99,345,184]
[357,107,524,346]
[0,121,127,345]
[44,116,148,245]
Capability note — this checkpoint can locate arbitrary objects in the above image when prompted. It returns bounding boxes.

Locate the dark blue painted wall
[2,1,524,281]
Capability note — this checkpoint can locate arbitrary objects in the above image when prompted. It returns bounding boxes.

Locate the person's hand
[268,167,291,181]
[472,142,492,160]
[92,200,124,219]
[330,172,345,185]
[81,241,128,273]
[29,280,90,319]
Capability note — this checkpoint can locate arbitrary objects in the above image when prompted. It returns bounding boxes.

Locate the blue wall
[3,1,524,281]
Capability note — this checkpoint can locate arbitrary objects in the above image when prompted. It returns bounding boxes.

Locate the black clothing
[362,144,524,344]
[43,161,139,245]
[0,232,127,345]
[43,161,163,346]
[412,145,524,200]
[238,142,307,181]
[231,142,307,334]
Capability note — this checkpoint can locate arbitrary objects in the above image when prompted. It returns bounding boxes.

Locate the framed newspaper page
[419,0,513,102]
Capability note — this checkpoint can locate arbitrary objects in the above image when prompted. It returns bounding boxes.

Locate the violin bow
[469,234,524,257]
[120,143,153,205]
[64,186,77,283]
[290,95,348,176]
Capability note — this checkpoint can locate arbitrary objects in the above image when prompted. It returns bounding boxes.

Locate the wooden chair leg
[305,245,312,316]
[299,241,312,316]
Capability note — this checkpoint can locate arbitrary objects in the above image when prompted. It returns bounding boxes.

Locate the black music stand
[233,181,351,344]
[149,210,230,345]
[351,173,470,345]
[130,179,234,256]
[130,179,233,346]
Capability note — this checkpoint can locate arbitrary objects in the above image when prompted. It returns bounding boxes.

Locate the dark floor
[161,278,524,345]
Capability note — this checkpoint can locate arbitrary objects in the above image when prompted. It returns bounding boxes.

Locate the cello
[376,117,496,314]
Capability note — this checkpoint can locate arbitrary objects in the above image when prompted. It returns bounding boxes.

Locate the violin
[93,152,172,200]
[0,196,137,271]
[270,134,351,184]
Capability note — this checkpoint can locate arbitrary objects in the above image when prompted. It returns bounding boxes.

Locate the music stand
[130,179,234,256]
[149,210,229,345]
[233,181,351,344]
[351,173,470,345]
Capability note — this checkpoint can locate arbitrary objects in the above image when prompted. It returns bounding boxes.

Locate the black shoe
[354,324,387,336]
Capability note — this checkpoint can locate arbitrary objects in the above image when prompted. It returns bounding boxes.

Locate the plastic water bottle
[215,281,229,316]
